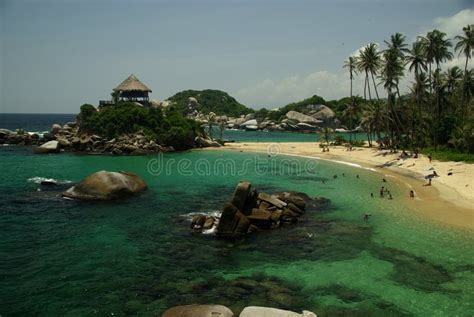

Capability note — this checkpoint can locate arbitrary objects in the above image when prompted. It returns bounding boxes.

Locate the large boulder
[285,111,322,125]
[195,136,222,148]
[231,181,251,210]
[50,124,62,134]
[162,304,233,317]
[62,171,147,200]
[241,119,258,127]
[33,140,60,154]
[239,307,316,317]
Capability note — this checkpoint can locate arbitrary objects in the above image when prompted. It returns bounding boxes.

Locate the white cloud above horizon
[236,9,473,108]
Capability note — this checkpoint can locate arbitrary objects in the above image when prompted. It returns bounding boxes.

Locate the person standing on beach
[428,154,432,163]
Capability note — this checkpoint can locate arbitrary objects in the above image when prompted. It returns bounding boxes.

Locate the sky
[0,0,473,113]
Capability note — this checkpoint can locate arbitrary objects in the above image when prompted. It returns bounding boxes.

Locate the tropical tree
[343,56,358,142]
[454,24,473,74]
[356,43,382,100]
[455,24,474,122]
[380,47,405,147]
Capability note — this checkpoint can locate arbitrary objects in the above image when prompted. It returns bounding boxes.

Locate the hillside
[167,89,253,117]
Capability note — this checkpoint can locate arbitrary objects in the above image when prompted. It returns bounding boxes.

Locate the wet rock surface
[190,182,330,239]
[62,170,147,200]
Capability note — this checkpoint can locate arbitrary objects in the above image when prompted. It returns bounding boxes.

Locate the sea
[0,114,473,316]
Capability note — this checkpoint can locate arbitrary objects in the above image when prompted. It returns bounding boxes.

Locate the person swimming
[356,174,359,179]
[364,213,371,220]
[382,178,387,183]
[371,193,374,198]
[380,186,384,197]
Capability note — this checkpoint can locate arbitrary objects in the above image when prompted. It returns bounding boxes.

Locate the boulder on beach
[62,171,147,200]
[33,140,60,154]
[162,304,233,317]
[240,306,317,317]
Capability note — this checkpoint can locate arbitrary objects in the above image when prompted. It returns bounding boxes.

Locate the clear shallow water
[0,146,473,316]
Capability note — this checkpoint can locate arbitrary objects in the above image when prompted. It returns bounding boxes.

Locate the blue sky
[0,0,472,113]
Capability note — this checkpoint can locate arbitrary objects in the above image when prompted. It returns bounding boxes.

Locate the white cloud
[235,70,364,108]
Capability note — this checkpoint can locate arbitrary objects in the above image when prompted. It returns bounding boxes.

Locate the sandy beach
[207,142,474,230]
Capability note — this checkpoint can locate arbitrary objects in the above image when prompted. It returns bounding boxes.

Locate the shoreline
[205,142,474,231]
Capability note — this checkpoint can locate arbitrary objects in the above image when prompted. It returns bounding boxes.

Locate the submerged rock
[162,304,233,317]
[62,170,147,200]
[240,306,317,317]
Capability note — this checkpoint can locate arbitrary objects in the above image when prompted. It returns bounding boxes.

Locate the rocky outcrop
[62,171,147,200]
[285,111,322,125]
[240,307,317,317]
[33,140,60,154]
[190,182,329,239]
[195,136,222,148]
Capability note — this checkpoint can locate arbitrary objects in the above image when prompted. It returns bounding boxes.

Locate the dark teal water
[1,146,473,316]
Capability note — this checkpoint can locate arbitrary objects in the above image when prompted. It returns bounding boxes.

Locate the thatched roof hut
[113,74,152,93]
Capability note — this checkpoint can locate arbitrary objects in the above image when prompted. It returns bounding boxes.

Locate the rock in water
[240,306,317,317]
[162,304,233,317]
[231,181,251,211]
[33,140,60,154]
[62,171,147,200]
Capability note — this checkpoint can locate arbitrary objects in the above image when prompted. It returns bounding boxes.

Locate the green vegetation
[77,102,203,150]
[167,89,253,117]
[341,25,474,157]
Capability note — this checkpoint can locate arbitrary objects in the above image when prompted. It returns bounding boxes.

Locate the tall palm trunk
[370,72,380,100]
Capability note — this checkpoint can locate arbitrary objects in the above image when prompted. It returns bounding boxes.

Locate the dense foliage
[167,89,253,117]
[341,25,474,156]
[77,102,203,150]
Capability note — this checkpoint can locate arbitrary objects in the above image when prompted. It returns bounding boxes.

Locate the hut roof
[113,74,152,92]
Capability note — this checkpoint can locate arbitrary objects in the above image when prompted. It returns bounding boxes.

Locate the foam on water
[27,176,73,185]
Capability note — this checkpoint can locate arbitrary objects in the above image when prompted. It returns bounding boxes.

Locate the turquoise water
[1,146,473,316]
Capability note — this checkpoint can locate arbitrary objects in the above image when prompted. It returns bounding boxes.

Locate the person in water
[371,193,374,198]
[382,178,387,183]
[380,186,384,197]
[409,190,415,198]
[388,193,393,200]
[364,213,371,220]
[356,174,359,179]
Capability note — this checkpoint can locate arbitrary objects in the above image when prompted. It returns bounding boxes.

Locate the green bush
[76,102,203,150]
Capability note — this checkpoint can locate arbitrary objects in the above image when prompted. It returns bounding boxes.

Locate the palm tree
[380,48,405,147]
[455,24,474,123]
[406,41,428,147]
[454,24,473,74]
[356,43,382,100]
[360,102,388,147]
[343,56,357,142]
[445,66,462,94]
[384,32,409,58]
[419,29,453,148]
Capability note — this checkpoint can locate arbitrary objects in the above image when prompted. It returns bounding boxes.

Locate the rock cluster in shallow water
[190,181,329,239]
